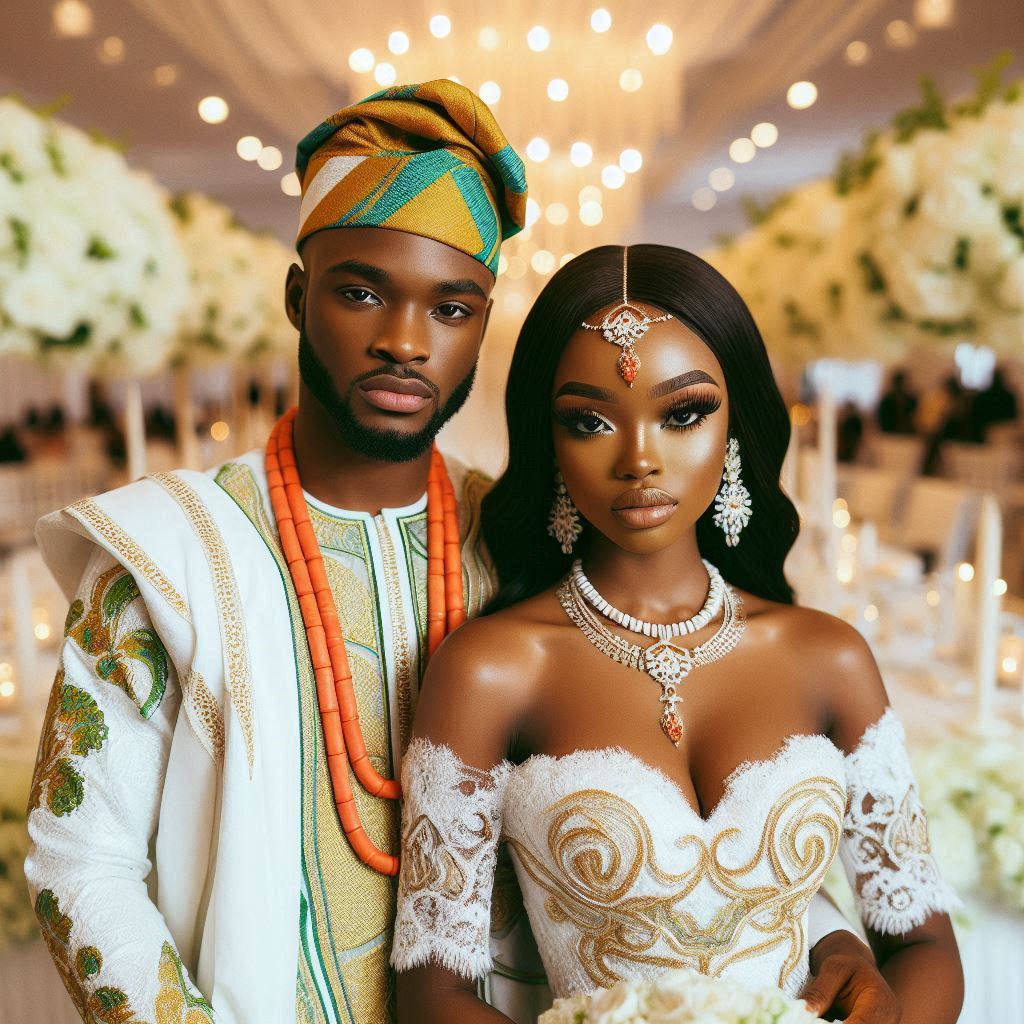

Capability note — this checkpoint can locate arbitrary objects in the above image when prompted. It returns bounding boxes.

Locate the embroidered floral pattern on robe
[64,564,169,719]
[29,668,108,816]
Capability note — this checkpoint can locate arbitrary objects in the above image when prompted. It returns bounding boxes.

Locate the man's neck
[290,393,432,515]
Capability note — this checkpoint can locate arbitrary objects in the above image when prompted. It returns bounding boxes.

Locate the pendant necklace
[557,569,745,746]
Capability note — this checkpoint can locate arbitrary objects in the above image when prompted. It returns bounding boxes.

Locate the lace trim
[391,738,510,980]
[840,708,961,934]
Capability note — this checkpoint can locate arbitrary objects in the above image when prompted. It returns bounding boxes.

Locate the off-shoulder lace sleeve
[391,738,510,980]
[840,708,961,935]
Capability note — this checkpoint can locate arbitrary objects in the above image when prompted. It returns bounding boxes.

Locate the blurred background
[0,2,1023,1022]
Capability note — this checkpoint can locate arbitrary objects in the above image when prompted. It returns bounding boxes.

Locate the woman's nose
[614,425,662,481]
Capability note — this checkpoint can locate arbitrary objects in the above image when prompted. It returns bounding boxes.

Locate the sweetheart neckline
[507,712,895,826]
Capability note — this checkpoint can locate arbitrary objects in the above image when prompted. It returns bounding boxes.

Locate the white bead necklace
[570,558,725,640]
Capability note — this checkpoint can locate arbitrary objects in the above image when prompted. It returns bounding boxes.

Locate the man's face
[287,227,495,462]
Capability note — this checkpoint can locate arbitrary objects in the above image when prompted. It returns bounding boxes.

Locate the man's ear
[285,262,306,331]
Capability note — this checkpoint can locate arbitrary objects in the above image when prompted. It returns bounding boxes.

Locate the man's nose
[369,306,430,366]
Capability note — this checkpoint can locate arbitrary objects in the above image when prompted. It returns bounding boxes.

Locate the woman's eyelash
[663,393,722,431]
[554,406,610,437]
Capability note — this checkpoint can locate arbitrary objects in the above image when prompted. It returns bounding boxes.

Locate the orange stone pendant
[617,345,640,385]
[660,708,684,747]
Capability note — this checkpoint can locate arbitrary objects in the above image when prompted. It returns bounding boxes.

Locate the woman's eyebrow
[554,382,615,402]
[648,370,719,399]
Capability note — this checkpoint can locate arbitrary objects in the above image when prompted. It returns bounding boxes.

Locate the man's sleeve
[25,546,215,1021]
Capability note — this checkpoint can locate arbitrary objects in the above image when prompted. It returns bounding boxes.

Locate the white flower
[588,980,645,1023]
[992,835,1024,881]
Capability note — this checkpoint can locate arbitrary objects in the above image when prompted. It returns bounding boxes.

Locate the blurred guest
[0,426,26,462]
[248,378,262,408]
[44,404,66,435]
[838,401,864,463]
[922,377,980,474]
[876,369,918,435]
[971,366,1019,437]
[87,380,115,430]
[23,405,42,432]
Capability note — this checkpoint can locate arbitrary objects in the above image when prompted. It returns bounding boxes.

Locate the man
[27,81,893,1024]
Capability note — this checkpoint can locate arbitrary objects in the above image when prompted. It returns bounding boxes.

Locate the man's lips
[357,374,436,414]
[611,487,679,529]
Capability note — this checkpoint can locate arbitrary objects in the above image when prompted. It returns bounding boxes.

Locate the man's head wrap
[294,80,528,275]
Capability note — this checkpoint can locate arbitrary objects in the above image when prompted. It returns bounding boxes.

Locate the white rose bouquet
[169,191,295,367]
[539,968,823,1024]
[914,731,1024,912]
[706,54,1024,367]
[0,97,189,375]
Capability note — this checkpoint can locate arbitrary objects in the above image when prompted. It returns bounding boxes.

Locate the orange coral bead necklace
[265,407,465,876]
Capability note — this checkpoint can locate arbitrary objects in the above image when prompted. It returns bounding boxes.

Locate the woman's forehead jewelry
[580,246,674,386]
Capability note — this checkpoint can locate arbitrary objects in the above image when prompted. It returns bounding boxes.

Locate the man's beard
[297,327,478,463]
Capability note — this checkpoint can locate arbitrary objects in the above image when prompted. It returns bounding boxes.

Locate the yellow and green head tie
[295,80,528,275]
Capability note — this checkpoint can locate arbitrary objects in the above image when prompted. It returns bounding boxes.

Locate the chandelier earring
[547,469,582,555]
[712,436,752,547]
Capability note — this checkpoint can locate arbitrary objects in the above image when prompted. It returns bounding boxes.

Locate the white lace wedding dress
[390,709,958,1000]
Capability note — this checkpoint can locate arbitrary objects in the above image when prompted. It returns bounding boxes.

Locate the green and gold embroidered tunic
[215,458,494,1024]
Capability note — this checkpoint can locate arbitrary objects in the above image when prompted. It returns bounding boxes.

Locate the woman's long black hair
[481,244,799,613]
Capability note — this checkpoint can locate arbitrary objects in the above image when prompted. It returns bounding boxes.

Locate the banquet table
[0,545,1022,1024]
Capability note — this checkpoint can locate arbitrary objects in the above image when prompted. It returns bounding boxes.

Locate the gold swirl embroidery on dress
[507,777,844,990]
[404,816,469,898]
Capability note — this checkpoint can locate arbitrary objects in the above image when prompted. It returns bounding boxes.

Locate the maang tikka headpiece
[580,246,674,386]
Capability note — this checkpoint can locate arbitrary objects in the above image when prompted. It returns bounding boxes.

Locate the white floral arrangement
[169,191,295,366]
[0,758,36,952]
[913,730,1024,912]
[707,56,1024,367]
[0,97,189,375]
[539,968,822,1024]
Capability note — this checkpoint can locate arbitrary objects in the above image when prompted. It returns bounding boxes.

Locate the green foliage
[953,50,1015,118]
[169,194,191,223]
[129,303,148,328]
[892,76,949,143]
[834,130,881,195]
[41,322,91,350]
[0,153,24,183]
[740,192,792,227]
[86,236,116,260]
[858,251,887,293]
[8,217,29,267]
[953,237,970,270]
[44,135,66,176]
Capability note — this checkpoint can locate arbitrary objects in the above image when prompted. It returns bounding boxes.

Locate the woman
[390,245,963,1022]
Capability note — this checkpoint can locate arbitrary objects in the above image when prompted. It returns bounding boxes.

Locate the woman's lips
[358,375,434,414]
[611,487,679,529]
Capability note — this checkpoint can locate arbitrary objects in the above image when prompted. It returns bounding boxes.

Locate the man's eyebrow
[324,260,391,286]
[554,382,616,402]
[648,370,719,399]
[435,278,488,301]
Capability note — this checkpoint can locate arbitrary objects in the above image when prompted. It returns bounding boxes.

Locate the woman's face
[551,302,730,555]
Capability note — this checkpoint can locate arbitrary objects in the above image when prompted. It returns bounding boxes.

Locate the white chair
[896,478,981,572]
[866,434,927,477]
[941,441,1023,498]
[836,465,908,544]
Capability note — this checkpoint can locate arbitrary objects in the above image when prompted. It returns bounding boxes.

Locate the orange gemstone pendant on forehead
[580,246,673,387]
